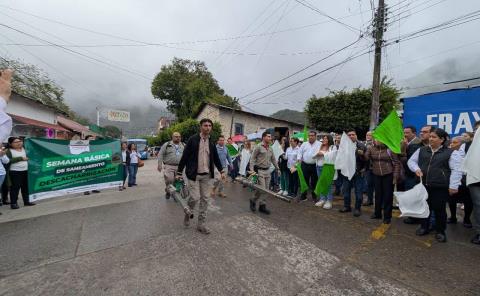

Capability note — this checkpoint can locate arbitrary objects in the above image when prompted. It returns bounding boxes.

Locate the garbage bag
[394,182,430,218]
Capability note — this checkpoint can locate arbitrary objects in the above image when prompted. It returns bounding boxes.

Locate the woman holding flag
[314,135,337,210]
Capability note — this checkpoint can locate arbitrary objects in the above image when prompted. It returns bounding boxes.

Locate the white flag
[334,132,356,180]
[463,129,480,186]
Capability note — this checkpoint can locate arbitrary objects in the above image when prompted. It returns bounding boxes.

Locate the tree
[305,78,401,137]
[0,58,89,123]
[151,58,239,121]
[103,125,122,138]
[148,118,222,146]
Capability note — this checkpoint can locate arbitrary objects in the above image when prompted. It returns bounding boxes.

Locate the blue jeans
[128,164,138,186]
[316,166,333,202]
[334,172,344,194]
[342,173,364,210]
[0,174,5,188]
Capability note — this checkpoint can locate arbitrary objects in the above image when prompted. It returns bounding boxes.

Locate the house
[6,91,69,139]
[195,102,304,138]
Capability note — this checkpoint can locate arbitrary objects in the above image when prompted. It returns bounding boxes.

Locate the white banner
[107,109,130,122]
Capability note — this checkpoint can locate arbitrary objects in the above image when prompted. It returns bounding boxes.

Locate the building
[195,102,304,138]
[403,86,480,136]
[6,91,69,139]
[57,116,99,139]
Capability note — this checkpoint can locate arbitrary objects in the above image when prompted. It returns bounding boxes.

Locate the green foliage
[270,109,306,124]
[151,57,239,121]
[149,118,222,146]
[103,125,122,138]
[305,78,401,137]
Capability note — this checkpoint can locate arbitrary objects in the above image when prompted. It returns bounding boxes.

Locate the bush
[150,119,222,146]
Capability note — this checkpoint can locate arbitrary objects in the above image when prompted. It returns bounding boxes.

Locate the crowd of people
[157,119,480,245]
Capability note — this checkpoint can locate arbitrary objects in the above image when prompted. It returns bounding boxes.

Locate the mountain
[270,109,306,125]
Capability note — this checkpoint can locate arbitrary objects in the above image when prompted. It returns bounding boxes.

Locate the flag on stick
[372,110,404,154]
[295,162,309,193]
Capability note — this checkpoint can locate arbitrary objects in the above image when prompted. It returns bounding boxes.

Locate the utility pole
[229,97,239,138]
[369,0,386,130]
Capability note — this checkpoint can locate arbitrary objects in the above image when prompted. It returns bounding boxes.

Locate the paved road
[0,160,478,295]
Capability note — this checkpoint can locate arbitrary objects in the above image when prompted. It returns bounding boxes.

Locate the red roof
[10,114,68,132]
[57,116,90,132]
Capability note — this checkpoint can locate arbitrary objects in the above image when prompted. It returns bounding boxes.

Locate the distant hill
[270,109,306,125]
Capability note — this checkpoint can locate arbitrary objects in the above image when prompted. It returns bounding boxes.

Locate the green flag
[314,164,336,196]
[295,163,309,193]
[372,110,404,154]
[226,144,239,157]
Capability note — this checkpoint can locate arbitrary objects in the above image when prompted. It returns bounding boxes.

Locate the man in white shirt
[297,131,321,202]
[0,69,13,144]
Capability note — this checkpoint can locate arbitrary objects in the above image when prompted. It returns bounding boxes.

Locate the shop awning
[57,116,90,133]
[10,114,68,132]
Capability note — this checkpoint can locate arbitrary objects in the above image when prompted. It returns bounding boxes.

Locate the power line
[239,36,365,99]
[0,23,151,80]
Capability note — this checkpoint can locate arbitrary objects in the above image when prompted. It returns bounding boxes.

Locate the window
[234,123,244,135]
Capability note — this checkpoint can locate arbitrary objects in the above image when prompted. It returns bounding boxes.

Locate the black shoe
[165,192,171,200]
[339,207,351,213]
[24,202,36,206]
[370,214,382,219]
[403,217,418,224]
[383,219,391,225]
[447,218,457,224]
[92,190,100,194]
[353,208,361,217]
[415,227,429,236]
[298,195,307,202]
[2,200,10,205]
[249,199,256,212]
[463,221,473,228]
[363,202,373,206]
[258,204,271,215]
[471,234,480,245]
[435,233,447,243]
[84,192,91,195]
[10,204,19,209]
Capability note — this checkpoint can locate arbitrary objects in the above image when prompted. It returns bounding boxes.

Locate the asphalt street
[0,160,478,296]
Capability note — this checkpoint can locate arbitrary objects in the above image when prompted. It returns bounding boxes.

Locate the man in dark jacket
[176,119,224,234]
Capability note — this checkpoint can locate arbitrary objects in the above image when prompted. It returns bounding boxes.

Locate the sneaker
[447,218,457,224]
[323,201,332,210]
[298,195,307,202]
[339,207,351,213]
[282,191,289,196]
[315,200,326,207]
[277,190,284,195]
[435,233,447,243]
[353,208,361,217]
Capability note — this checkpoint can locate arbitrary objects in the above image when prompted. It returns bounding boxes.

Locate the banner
[25,138,123,201]
[107,109,130,122]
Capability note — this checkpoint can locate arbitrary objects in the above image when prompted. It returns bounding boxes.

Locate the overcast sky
[1,0,479,118]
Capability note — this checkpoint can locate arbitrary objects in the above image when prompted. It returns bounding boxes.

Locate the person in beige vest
[158,132,184,199]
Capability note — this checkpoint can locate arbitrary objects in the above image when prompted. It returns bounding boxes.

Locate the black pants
[301,162,317,199]
[1,179,9,203]
[288,170,299,196]
[422,186,449,234]
[373,173,394,220]
[10,170,29,205]
[448,185,473,223]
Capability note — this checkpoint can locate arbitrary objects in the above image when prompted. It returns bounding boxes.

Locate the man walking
[158,132,184,199]
[297,131,321,202]
[339,130,367,217]
[249,131,279,215]
[211,135,232,198]
[176,119,224,234]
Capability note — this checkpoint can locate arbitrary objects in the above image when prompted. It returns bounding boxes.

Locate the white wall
[6,94,57,124]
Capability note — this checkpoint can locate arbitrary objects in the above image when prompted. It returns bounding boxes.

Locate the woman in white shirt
[314,135,337,209]
[127,143,141,187]
[6,137,34,209]
[285,138,300,198]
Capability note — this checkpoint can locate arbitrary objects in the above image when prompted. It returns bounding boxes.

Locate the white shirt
[122,150,127,163]
[10,148,28,171]
[0,154,10,175]
[297,140,321,164]
[130,151,140,164]
[315,145,338,167]
[0,97,12,144]
[407,147,462,190]
[285,146,299,169]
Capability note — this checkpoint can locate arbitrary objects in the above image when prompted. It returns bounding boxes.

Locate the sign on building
[403,87,480,136]
[107,109,130,122]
